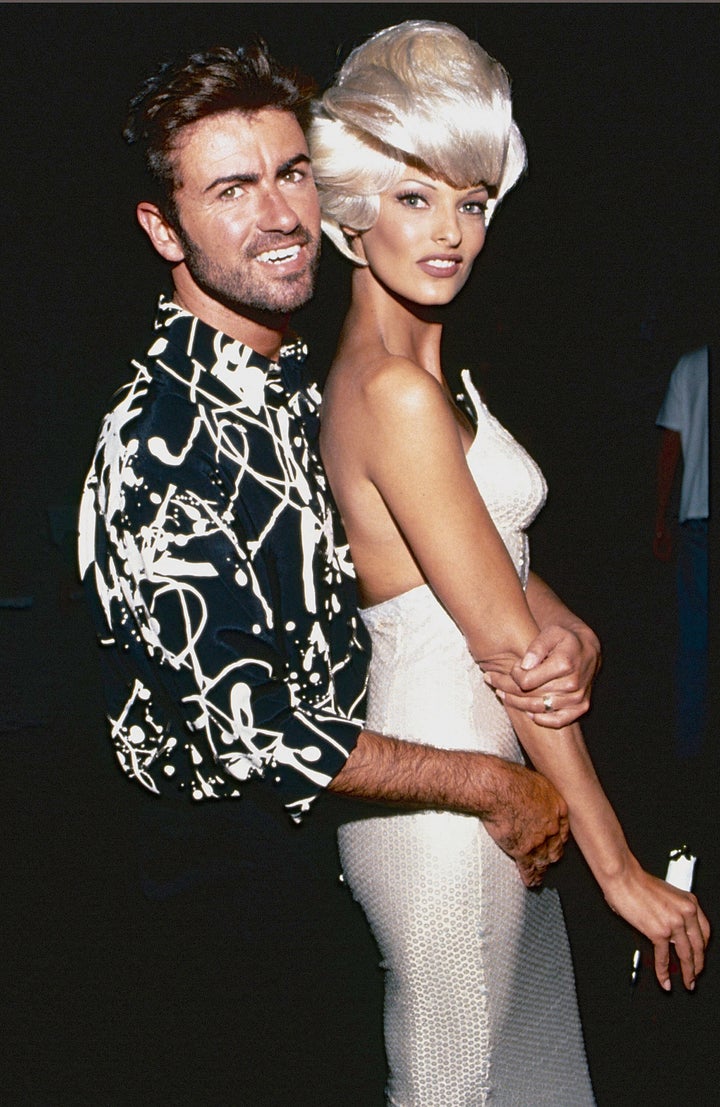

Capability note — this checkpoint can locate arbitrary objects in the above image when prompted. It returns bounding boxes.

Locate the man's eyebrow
[204,171,257,194]
[277,153,312,177]
[204,154,311,194]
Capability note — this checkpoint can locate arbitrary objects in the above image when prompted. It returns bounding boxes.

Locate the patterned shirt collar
[151,294,309,404]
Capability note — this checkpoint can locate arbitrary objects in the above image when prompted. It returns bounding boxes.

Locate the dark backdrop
[2,4,718,1104]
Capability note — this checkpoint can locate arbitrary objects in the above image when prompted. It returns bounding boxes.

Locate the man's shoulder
[102,353,194,434]
[87,347,214,502]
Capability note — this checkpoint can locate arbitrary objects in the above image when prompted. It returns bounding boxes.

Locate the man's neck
[172,270,290,361]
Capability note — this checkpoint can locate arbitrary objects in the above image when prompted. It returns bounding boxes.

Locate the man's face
[169,108,321,315]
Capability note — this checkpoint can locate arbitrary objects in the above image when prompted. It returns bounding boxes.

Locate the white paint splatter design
[79,298,368,817]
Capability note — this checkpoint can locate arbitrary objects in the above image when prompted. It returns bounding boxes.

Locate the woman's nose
[432,205,461,247]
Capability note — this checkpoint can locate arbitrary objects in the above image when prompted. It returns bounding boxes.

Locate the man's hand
[481,761,570,888]
[484,621,601,729]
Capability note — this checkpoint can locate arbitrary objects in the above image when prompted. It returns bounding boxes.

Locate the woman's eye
[397,192,426,208]
[462,201,487,215]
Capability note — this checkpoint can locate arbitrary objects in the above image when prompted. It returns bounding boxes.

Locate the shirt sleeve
[81,375,365,818]
[656,359,688,431]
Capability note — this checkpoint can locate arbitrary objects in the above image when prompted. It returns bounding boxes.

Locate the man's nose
[257,186,300,233]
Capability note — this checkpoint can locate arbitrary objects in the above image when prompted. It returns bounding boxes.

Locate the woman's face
[354,170,489,306]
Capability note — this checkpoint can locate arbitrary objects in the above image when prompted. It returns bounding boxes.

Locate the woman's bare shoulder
[353,355,447,426]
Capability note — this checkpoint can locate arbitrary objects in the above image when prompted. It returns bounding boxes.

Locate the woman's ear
[341,226,367,264]
[136,202,186,264]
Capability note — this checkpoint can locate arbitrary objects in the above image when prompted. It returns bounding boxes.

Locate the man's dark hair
[124,40,316,224]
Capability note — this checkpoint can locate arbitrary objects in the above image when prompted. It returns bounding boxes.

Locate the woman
[309,21,709,1106]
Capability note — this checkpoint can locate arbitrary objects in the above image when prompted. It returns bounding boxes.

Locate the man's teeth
[256,245,301,264]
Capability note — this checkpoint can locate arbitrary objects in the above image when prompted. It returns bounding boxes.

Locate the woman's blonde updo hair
[309,20,527,263]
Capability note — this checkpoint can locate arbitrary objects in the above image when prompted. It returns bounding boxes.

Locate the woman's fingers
[489,685,590,727]
[653,894,710,991]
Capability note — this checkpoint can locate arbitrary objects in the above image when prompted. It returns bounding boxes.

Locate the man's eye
[282,169,305,184]
[221,185,244,199]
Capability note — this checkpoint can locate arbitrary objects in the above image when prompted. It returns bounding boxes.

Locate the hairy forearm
[329,727,571,887]
[330,728,530,819]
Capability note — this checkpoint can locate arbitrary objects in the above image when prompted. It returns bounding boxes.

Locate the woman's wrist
[588,843,640,899]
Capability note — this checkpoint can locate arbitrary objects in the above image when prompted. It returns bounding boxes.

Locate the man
[654,345,709,762]
[79,42,600,1103]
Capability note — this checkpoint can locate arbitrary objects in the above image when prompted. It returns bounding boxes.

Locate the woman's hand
[603,859,711,991]
[484,620,601,728]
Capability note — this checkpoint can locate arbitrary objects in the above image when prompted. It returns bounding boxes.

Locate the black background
[2,4,719,1104]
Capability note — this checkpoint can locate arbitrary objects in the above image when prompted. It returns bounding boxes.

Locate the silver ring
[543,694,554,713]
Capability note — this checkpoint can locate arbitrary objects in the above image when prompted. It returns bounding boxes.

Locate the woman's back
[320,339,466,607]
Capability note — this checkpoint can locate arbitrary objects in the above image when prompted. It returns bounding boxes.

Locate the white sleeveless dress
[338,373,595,1106]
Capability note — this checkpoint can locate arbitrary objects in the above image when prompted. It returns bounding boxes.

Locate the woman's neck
[347,266,445,379]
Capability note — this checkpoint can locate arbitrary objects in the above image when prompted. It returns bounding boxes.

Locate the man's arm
[483,572,601,728]
[329,728,569,888]
[79,374,365,817]
[653,427,681,561]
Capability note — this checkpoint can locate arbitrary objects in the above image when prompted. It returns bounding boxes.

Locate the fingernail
[663,980,671,992]
[520,655,537,671]
[483,672,495,687]
[495,689,505,703]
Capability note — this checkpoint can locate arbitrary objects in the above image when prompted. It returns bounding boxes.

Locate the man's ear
[136,202,185,264]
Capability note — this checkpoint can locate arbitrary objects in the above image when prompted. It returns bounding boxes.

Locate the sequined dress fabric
[338,374,595,1105]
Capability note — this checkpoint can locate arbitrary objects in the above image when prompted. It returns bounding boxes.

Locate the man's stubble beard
[179,227,321,317]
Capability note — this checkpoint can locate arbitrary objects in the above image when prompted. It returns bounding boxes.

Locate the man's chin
[193,277,314,322]
[260,273,316,314]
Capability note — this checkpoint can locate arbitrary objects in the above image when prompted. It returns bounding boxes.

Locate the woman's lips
[417,255,463,278]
